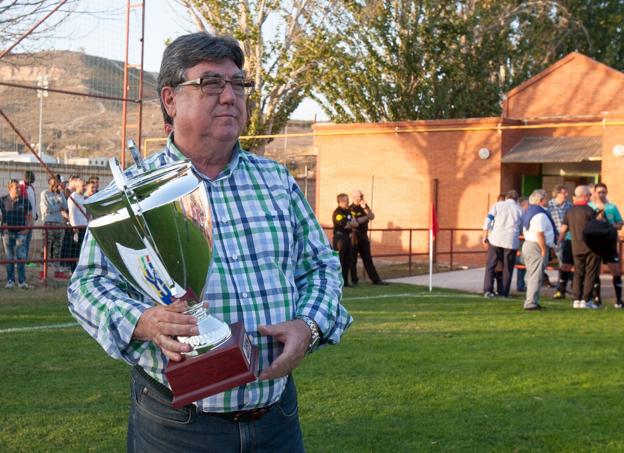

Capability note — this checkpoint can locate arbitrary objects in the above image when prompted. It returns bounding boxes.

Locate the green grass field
[1,284,624,452]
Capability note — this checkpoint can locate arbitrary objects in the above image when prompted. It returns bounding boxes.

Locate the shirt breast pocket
[247,206,291,259]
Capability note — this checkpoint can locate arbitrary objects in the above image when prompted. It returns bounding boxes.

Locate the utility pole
[37,75,48,156]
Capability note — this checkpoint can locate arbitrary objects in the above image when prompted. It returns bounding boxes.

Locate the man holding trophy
[68,33,352,452]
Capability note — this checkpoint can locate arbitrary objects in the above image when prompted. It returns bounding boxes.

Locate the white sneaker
[573,300,581,309]
[18,282,32,290]
[5,280,14,289]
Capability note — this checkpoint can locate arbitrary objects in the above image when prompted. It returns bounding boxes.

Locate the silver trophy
[84,141,231,355]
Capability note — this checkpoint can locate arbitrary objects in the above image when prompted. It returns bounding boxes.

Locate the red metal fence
[2,225,622,288]
[0,224,86,287]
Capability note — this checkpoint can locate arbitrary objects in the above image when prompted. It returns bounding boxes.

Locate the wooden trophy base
[165,321,259,408]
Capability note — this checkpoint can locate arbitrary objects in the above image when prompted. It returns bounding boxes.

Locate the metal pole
[432,178,439,264]
[284,125,288,152]
[303,164,308,200]
[37,75,48,156]
[408,229,413,274]
[368,175,375,241]
[450,229,454,269]
[38,90,43,155]
[137,0,146,156]
[120,0,132,169]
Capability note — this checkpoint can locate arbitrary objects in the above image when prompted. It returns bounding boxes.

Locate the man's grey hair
[529,189,547,204]
[157,32,245,125]
[574,185,590,198]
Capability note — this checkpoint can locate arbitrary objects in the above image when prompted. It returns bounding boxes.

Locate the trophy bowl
[84,153,258,407]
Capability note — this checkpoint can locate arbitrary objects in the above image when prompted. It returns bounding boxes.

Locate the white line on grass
[343,292,486,301]
[1,293,501,334]
[0,322,78,334]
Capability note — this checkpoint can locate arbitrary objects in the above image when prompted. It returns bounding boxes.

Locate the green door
[521,175,542,197]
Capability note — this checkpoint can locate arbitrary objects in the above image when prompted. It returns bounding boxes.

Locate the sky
[33,0,326,121]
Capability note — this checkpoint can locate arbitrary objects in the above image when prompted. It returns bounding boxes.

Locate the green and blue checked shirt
[67,138,352,412]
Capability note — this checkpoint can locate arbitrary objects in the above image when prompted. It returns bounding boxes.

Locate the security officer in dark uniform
[349,190,387,285]
[332,193,356,286]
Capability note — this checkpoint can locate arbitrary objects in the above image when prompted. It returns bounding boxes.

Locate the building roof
[502,136,602,163]
[0,151,57,164]
[503,52,624,119]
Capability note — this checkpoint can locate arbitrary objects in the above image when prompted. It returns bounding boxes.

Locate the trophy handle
[127,139,146,172]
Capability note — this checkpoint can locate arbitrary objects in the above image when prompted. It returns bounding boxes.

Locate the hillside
[0,50,165,159]
[0,50,317,172]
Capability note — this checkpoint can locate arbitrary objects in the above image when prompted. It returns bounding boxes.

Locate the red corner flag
[429,203,439,239]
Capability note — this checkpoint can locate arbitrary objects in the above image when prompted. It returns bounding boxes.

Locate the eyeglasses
[176,75,254,96]
[596,190,607,195]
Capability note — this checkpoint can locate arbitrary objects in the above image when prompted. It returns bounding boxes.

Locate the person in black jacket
[349,190,387,285]
[332,193,357,286]
[559,185,601,309]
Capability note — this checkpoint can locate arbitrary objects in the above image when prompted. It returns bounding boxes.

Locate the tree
[180,0,337,151]
[0,1,78,52]
[309,0,623,123]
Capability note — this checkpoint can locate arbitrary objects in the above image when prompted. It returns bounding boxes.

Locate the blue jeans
[2,231,27,284]
[128,367,304,453]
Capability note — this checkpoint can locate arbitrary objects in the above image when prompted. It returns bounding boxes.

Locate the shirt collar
[165,134,245,181]
[574,200,589,206]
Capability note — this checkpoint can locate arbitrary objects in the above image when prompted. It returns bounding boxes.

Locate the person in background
[67,177,88,272]
[84,180,97,198]
[349,190,388,286]
[482,190,523,298]
[559,185,601,309]
[521,189,556,311]
[515,197,529,292]
[59,175,80,277]
[87,176,100,194]
[484,194,506,294]
[1,180,32,289]
[548,184,573,299]
[19,170,37,266]
[333,193,357,286]
[40,176,67,279]
[588,182,622,308]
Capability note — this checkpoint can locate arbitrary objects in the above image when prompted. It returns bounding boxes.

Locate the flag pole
[429,228,433,292]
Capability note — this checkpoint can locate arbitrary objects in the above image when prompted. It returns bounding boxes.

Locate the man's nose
[218,82,236,104]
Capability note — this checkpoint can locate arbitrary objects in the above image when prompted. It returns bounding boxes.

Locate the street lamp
[37,75,48,156]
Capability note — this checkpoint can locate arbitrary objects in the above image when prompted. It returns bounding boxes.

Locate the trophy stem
[179,304,232,355]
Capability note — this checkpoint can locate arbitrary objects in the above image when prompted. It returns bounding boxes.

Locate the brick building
[314,53,624,264]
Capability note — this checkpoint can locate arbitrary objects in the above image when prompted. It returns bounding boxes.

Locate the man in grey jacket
[39,176,67,278]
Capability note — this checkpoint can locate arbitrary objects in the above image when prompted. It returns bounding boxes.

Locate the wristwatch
[299,315,321,353]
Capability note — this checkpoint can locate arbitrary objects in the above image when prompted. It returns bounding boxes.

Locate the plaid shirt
[68,138,352,412]
[547,199,572,240]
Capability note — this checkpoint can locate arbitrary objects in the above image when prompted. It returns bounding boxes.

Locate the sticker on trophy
[116,243,184,305]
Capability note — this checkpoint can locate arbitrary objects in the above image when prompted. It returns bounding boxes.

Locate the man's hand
[257,319,311,381]
[133,300,199,362]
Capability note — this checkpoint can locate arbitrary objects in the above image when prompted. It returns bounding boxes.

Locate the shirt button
[232,253,238,261]
[242,292,248,299]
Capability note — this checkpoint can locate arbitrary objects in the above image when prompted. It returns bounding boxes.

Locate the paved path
[388,267,616,302]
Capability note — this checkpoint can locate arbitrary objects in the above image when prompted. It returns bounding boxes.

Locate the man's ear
[161,86,176,118]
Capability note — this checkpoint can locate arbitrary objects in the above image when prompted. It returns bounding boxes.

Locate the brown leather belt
[133,366,276,423]
[207,404,276,423]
